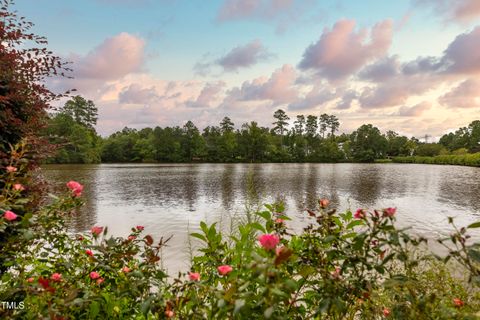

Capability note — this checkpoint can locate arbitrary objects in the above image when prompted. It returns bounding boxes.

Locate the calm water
[43,163,480,272]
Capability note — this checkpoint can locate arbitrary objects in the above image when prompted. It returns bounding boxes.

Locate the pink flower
[217,265,233,276]
[188,272,200,281]
[258,234,280,250]
[331,266,341,279]
[6,166,17,173]
[319,199,330,208]
[51,273,62,282]
[453,298,464,307]
[128,235,136,241]
[13,184,25,191]
[96,278,104,285]
[122,266,131,273]
[165,310,174,318]
[3,210,17,221]
[89,271,100,280]
[136,225,144,231]
[91,226,103,236]
[383,207,396,217]
[27,277,34,283]
[66,180,83,197]
[354,209,366,219]
[275,218,284,224]
[85,249,94,257]
[383,308,391,317]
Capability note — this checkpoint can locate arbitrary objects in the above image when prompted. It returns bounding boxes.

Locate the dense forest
[44,96,480,164]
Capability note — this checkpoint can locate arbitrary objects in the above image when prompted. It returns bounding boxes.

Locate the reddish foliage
[0,0,71,166]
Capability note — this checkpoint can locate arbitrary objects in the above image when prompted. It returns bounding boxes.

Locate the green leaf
[468,249,480,262]
[89,301,100,319]
[467,221,480,229]
[249,222,266,233]
[190,232,207,242]
[256,210,271,221]
[346,220,363,229]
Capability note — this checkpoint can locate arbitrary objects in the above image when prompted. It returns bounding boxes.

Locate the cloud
[186,82,226,108]
[118,84,160,104]
[439,79,480,108]
[357,73,439,109]
[397,101,431,116]
[225,64,298,104]
[415,0,480,24]
[287,86,335,110]
[358,55,400,82]
[298,19,393,81]
[217,0,294,21]
[217,40,272,72]
[442,26,480,74]
[336,90,358,110]
[194,40,273,75]
[72,32,145,80]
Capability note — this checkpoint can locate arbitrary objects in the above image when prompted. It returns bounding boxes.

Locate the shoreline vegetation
[44,96,480,166]
[393,153,480,167]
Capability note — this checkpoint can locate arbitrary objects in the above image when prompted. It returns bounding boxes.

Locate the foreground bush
[1,147,480,319]
[393,153,480,167]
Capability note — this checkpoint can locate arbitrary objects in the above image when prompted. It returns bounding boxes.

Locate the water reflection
[42,163,480,272]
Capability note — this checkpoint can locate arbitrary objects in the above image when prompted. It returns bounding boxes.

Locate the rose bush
[1,145,480,319]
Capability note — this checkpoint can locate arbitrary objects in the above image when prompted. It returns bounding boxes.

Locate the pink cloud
[397,101,431,117]
[443,26,480,74]
[439,79,480,109]
[288,85,335,110]
[217,40,273,72]
[358,55,400,82]
[118,84,160,104]
[186,82,226,108]
[72,32,145,81]
[226,64,298,104]
[415,0,480,23]
[298,19,393,81]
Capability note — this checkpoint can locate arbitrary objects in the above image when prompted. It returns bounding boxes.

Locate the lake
[43,163,480,273]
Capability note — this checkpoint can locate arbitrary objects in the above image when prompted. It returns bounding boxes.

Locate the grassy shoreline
[392,153,480,167]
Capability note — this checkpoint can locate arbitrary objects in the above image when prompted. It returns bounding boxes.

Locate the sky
[15,0,480,137]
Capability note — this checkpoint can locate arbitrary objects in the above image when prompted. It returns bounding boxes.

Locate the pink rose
[383,207,396,217]
[96,278,104,285]
[354,209,366,219]
[27,277,34,283]
[258,234,280,250]
[122,266,131,273]
[136,225,144,231]
[85,249,94,257]
[165,310,174,318]
[89,271,100,280]
[51,273,62,282]
[188,272,200,281]
[128,235,136,241]
[331,266,341,279]
[275,218,284,224]
[383,307,391,317]
[6,166,17,173]
[453,298,464,307]
[319,199,330,208]
[66,180,83,197]
[91,226,103,236]
[3,210,18,221]
[217,265,233,276]
[13,184,25,191]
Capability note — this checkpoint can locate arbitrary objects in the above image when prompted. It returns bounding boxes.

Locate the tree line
[44,96,480,164]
